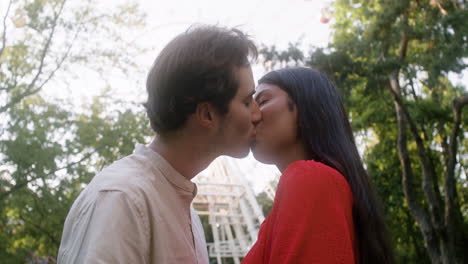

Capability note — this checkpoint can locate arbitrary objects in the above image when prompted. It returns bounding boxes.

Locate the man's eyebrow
[254,90,267,101]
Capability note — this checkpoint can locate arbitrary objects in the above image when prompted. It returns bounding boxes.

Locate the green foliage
[256,191,273,217]
[1,0,466,262]
[0,0,149,261]
[0,94,151,261]
[365,130,430,264]
[259,0,467,262]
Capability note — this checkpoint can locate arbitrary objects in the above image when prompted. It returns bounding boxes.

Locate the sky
[127,0,334,192]
[137,0,333,81]
[4,0,465,193]
[0,0,334,194]
[135,0,332,51]
[40,0,333,101]
[30,0,334,193]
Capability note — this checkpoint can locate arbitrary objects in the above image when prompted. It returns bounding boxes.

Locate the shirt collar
[134,144,197,198]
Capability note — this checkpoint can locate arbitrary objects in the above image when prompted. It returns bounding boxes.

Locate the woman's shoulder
[282,160,350,192]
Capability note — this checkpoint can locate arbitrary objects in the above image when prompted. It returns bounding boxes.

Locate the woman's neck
[276,141,308,173]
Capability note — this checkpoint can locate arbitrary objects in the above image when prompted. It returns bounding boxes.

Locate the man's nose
[251,100,262,126]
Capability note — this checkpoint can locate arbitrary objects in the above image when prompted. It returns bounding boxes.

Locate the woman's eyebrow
[244,90,256,100]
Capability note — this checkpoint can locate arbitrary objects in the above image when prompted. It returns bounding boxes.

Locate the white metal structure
[192,157,265,264]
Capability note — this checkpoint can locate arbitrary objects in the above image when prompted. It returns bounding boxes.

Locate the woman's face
[251,83,300,165]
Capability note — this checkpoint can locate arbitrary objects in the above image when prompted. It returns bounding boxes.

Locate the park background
[0,0,467,263]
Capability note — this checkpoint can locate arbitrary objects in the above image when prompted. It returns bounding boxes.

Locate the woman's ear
[195,102,215,128]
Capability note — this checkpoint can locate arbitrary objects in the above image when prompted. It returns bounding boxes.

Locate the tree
[259,0,467,263]
[1,93,151,262]
[327,1,467,263]
[0,0,149,261]
[0,0,145,114]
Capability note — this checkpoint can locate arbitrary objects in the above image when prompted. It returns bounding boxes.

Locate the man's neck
[148,135,216,180]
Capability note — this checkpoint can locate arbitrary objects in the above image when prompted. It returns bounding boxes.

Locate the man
[58,25,260,263]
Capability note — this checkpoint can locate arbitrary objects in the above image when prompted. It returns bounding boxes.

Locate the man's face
[215,66,261,158]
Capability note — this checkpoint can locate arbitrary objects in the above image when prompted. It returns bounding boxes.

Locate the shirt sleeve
[266,161,356,264]
[81,190,150,264]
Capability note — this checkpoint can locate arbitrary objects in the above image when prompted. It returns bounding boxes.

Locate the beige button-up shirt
[58,144,209,264]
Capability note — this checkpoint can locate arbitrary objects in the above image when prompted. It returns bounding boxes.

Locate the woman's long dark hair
[259,67,394,264]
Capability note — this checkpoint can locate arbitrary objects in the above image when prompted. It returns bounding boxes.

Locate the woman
[243,67,394,264]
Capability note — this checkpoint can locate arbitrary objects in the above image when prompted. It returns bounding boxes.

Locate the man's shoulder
[87,153,156,196]
[66,154,157,222]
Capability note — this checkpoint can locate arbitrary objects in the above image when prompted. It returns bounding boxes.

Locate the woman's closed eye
[244,98,254,107]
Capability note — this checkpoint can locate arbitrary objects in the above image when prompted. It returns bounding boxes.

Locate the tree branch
[0,0,12,61]
[19,212,61,247]
[0,0,67,114]
[444,94,468,251]
[390,25,444,232]
[439,123,450,168]
[35,22,83,93]
[0,149,96,201]
[388,74,444,229]
[407,73,419,103]
[27,0,66,90]
[389,76,440,261]
[386,23,445,260]
[431,0,448,15]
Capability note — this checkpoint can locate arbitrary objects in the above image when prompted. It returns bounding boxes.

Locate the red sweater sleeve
[243,160,356,264]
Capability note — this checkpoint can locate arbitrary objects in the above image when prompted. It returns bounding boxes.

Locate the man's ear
[195,102,215,128]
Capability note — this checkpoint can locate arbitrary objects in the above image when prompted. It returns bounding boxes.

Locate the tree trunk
[388,72,441,263]
[388,72,463,264]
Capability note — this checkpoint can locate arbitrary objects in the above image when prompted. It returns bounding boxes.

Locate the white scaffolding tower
[192,157,265,264]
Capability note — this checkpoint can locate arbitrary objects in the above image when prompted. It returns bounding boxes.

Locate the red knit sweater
[242,160,357,264]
